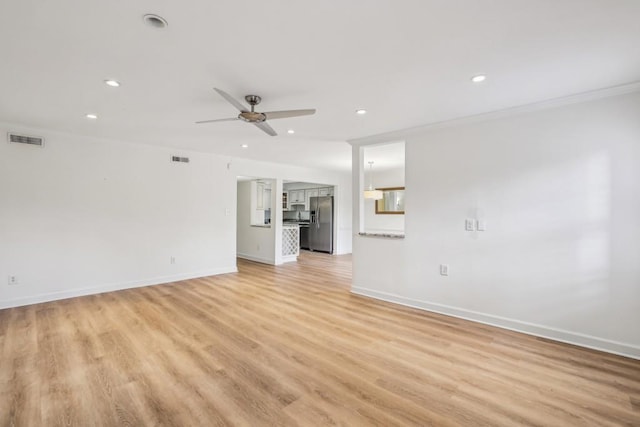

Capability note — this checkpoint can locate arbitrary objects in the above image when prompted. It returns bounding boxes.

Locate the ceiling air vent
[8,132,45,147]
[171,155,189,163]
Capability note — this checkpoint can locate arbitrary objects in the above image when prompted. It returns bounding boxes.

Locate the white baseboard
[351,286,640,360]
[237,253,276,265]
[334,247,353,255]
[0,266,238,310]
[282,254,298,263]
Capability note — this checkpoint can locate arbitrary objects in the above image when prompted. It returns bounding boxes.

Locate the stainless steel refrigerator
[309,196,333,254]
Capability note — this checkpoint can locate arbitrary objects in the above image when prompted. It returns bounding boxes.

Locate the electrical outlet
[440,264,449,276]
[170,256,176,264]
[8,275,19,285]
[465,218,475,231]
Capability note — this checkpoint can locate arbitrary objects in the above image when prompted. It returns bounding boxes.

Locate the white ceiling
[363,142,405,171]
[1,1,639,171]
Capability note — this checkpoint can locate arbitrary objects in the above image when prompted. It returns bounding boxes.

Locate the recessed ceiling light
[241,144,249,148]
[86,114,98,119]
[287,129,295,134]
[356,109,367,115]
[104,79,120,87]
[471,75,486,83]
[143,14,168,29]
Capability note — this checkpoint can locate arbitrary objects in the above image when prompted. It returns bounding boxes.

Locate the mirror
[375,187,405,214]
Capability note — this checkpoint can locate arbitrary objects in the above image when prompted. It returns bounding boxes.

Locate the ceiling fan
[196,88,316,136]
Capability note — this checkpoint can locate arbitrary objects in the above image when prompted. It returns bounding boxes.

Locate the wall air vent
[171,155,189,163]
[8,132,44,147]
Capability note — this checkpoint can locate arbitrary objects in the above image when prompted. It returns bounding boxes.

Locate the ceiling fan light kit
[196,88,316,136]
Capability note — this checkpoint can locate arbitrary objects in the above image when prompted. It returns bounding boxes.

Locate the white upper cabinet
[250,180,272,226]
[282,185,334,210]
[289,190,305,203]
[305,189,319,210]
[318,187,333,197]
[256,182,265,210]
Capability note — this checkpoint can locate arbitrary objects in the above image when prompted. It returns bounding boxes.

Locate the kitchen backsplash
[283,210,310,221]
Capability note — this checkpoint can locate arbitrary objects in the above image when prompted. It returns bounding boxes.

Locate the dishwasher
[299,224,310,250]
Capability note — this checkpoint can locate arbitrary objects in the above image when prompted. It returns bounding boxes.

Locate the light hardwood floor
[1,252,639,426]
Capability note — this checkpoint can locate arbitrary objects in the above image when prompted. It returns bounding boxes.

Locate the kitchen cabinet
[288,189,305,210]
[256,182,265,210]
[251,180,271,225]
[318,187,333,197]
[289,190,305,203]
[305,189,318,210]
[282,186,335,210]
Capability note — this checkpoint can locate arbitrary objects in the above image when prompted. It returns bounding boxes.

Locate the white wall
[237,180,276,264]
[0,124,237,309]
[0,121,353,308]
[363,167,405,233]
[351,90,640,358]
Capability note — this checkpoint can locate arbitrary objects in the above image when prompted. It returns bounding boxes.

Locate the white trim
[282,254,298,263]
[0,266,238,310]
[236,253,276,265]
[349,81,640,146]
[334,248,352,255]
[351,286,640,360]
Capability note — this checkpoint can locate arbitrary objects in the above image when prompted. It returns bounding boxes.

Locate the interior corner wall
[0,124,238,309]
[352,91,640,359]
[236,180,276,264]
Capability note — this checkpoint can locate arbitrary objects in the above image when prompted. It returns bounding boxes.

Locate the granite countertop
[358,232,405,239]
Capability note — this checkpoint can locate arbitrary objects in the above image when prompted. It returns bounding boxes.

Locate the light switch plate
[440,264,449,276]
[477,220,486,231]
[465,218,475,231]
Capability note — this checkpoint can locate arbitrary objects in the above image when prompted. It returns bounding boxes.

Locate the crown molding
[349,81,640,146]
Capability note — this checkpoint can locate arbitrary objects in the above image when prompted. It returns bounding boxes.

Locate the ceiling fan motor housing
[238,111,267,122]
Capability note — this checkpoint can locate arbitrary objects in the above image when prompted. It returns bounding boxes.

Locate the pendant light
[364,161,383,200]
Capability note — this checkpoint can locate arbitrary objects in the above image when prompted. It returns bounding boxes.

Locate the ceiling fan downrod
[244,95,261,112]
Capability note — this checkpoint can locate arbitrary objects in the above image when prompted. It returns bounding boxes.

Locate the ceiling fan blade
[214,88,249,112]
[263,109,316,120]
[253,121,277,136]
[195,117,239,124]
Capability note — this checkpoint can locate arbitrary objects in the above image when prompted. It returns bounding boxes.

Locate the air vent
[171,156,189,163]
[8,132,44,147]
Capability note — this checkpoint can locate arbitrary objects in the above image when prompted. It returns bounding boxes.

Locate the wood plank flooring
[1,251,639,426]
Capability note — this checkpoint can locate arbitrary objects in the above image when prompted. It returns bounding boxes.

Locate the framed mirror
[375,187,405,214]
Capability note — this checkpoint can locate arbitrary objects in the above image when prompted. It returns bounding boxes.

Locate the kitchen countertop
[358,232,405,239]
